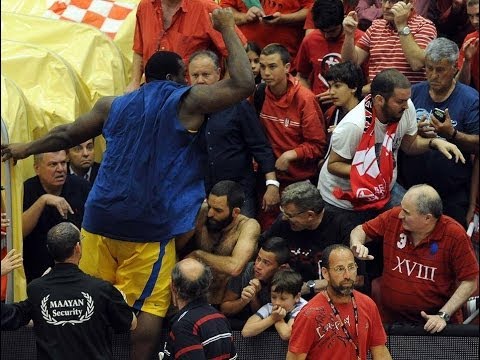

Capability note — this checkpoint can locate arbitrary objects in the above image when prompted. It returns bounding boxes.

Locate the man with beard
[350,184,479,331]
[317,69,464,287]
[259,181,361,299]
[182,180,260,305]
[318,68,464,231]
[287,244,391,360]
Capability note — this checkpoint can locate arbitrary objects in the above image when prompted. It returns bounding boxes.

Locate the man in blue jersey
[398,37,479,227]
[1,8,255,360]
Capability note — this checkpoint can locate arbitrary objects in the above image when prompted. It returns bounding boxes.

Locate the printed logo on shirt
[318,52,342,88]
[391,256,437,282]
[416,108,458,128]
[41,292,95,326]
[397,233,407,249]
[314,310,351,349]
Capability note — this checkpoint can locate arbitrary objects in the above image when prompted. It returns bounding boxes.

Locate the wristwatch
[437,311,451,322]
[398,26,411,36]
[306,280,316,296]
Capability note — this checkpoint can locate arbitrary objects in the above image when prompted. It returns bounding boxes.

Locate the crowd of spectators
[1,0,479,359]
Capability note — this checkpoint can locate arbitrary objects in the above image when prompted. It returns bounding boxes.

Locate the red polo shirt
[363,207,479,324]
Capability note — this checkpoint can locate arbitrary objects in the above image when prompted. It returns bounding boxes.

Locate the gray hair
[425,38,459,65]
[408,184,443,219]
[46,222,80,262]
[467,0,478,7]
[280,181,324,213]
[171,261,212,302]
[33,151,67,165]
[188,50,220,69]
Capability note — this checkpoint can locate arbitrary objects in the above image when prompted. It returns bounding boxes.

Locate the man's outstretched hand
[1,143,29,163]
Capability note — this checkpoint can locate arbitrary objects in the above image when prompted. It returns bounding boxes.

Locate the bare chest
[198,227,242,255]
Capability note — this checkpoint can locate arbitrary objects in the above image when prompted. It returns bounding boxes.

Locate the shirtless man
[183,180,260,305]
[1,9,254,360]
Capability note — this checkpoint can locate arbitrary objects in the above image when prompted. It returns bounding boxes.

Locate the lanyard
[324,290,360,360]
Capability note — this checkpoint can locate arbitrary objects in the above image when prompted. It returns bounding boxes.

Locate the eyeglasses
[279,206,307,219]
[330,263,358,274]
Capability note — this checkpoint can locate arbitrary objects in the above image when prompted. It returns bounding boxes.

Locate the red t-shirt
[304,2,356,29]
[296,29,366,95]
[289,290,387,360]
[133,0,246,65]
[221,0,313,59]
[259,75,327,182]
[363,207,479,324]
[459,31,480,91]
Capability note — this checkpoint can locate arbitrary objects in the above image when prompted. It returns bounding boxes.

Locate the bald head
[172,259,212,302]
[404,184,443,218]
[177,258,206,282]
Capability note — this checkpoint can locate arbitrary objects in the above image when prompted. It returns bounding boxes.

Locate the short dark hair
[321,244,353,269]
[144,51,184,83]
[189,50,220,69]
[171,261,212,302]
[325,61,365,100]
[271,269,303,296]
[245,41,262,56]
[261,237,290,265]
[312,0,344,30]
[371,68,411,101]
[281,181,325,214]
[261,43,291,64]
[46,222,80,262]
[210,180,245,211]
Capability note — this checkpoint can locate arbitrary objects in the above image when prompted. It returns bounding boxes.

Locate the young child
[245,41,262,84]
[241,269,307,341]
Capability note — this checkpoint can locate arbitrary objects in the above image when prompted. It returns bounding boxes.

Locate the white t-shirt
[256,298,308,322]
[318,98,417,210]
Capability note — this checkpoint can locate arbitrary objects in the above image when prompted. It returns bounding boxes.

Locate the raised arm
[392,2,433,71]
[125,52,144,93]
[1,97,114,162]
[179,8,255,127]
[341,11,369,66]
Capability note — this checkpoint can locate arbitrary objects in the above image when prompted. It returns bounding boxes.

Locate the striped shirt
[357,14,437,83]
[163,299,237,360]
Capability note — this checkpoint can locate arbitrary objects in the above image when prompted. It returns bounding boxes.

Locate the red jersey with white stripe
[259,75,327,182]
[357,14,437,83]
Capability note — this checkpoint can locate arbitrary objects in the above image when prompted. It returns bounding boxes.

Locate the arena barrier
[1,324,478,359]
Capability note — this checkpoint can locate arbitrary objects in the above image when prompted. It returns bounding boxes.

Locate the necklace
[324,290,360,360]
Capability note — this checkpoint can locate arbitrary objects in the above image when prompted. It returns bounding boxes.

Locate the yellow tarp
[1,11,128,101]
[0,0,139,83]
[1,39,92,136]
[1,75,46,300]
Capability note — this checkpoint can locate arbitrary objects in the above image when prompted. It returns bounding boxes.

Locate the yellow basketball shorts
[79,229,175,317]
